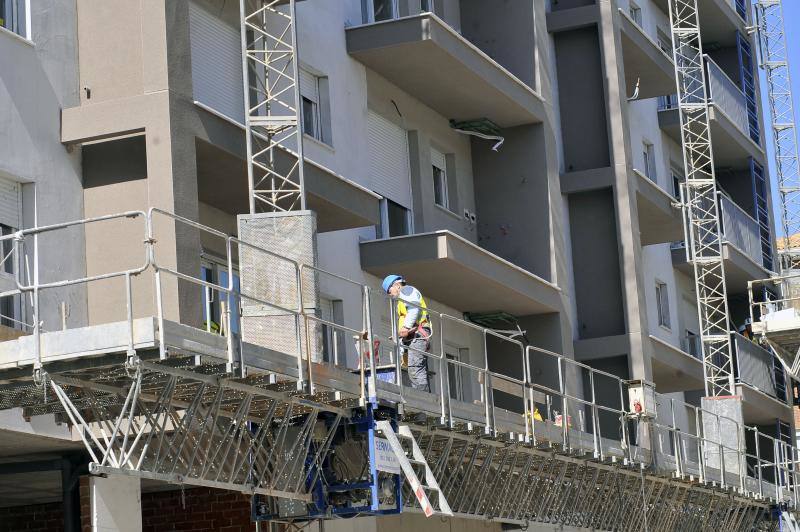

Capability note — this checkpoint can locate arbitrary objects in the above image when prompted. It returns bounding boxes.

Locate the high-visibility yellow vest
[396,285,428,331]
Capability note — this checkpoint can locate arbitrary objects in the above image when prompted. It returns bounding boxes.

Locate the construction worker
[739,318,755,342]
[382,274,431,392]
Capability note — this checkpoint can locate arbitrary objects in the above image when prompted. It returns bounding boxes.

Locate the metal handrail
[6,208,800,505]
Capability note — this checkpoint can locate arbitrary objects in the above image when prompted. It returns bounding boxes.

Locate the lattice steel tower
[667,0,735,396]
[754,0,800,272]
[240,0,306,214]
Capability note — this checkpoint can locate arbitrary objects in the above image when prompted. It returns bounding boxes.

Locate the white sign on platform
[374,437,401,474]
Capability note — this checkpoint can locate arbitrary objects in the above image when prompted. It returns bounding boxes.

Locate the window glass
[201,262,241,335]
[629,2,642,25]
[1,0,27,39]
[300,69,332,145]
[0,224,14,275]
[433,166,448,208]
[643,142,656,181]
[387,199,410,237]
[671,169,683,200]
[0,294,19,329]
[302,96,318,139]
[372,0,395,22]
[445,348,463,401]
[656,281,670,329]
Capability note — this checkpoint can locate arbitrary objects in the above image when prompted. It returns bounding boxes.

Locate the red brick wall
[79,476,257,532]
[3,478,259,532]
[0,501,65,532]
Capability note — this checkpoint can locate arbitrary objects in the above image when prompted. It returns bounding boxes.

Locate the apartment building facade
[0,0,793,529]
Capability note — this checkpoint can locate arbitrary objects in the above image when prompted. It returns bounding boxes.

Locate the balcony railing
[719,193,763,267]
[733,332,787,403]
[706,56,750,139]
[659,58,750,142]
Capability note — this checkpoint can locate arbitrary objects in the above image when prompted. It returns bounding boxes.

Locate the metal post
[439,318,448,424]
[364,285,377,404]
[294,265,305,392]
[482,331,492,433]
[124,272,135,361]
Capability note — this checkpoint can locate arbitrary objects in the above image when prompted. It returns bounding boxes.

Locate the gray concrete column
[89,475,142,532]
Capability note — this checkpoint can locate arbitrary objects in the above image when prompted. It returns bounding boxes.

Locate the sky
[763,1,800,239]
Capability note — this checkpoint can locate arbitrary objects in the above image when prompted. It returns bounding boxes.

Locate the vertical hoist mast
[240,0,306,214]
[667,0,735,396]
[753,0,800,272]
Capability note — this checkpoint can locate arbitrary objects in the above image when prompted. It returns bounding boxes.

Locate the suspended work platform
[0,209,795,530]
[750,275,800,376]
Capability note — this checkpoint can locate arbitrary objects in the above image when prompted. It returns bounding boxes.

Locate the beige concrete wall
[76,0,146,103]
[73,0,203,326]
[365,70,477,241]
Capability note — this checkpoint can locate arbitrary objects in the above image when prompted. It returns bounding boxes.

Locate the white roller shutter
[299,69,318,103]
[367,111,412,208]
[430,148,446,171]
[188,2,245,123]
[0,178,20,229]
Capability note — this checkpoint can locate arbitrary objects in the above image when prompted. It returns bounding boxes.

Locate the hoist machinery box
[237,211,322,363]
[626,379,656,417]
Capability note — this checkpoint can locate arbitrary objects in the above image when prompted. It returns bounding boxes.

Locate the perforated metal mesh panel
[238,212,322,362]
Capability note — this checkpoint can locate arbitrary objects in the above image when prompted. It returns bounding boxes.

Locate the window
[657,29,672,55]
[655,281,671,329]
[431,148,449,209]
[642,142,656,181]
[420,0,433,12]
[369,0,397,22]
[320,297,345,365]
[658,94,678,110]
[684,331,700,359]
[201,258,241,335]
[629,2,642,26]
[300,69,332,145]
[377,198,411,238]
[445,346,464,401]
[671,168,683,200]
[0,0,28,39]
[0,224,14,275]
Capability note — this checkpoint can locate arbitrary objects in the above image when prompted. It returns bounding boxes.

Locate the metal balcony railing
[733,331,786,402]
[706,55,750,140]
[719,192,763,267]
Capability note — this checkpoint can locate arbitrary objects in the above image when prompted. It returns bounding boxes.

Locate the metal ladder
[779,510,800,532]
[375,420,453,517]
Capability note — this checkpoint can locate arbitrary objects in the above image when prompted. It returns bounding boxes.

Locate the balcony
[345,13,545,127]
[618,9,676,99]
[651,0,747,48]
[658,57,764,170]
[359,231,561,315]
[634,169,683,245]
[732,332,793,423]
[650,335,704,393]
[671,195,770,294]
[718,193,763,268]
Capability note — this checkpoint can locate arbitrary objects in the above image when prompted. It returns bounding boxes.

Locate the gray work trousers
[404,328,430,392]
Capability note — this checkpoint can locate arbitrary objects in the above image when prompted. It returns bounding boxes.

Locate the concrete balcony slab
[359,231,560,315]
[346,14,545,128]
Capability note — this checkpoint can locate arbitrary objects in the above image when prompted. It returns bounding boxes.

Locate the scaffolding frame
[667,0,735,397]
[753,0,800,272]
[0,208,796,529]
[240,0,306,213]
